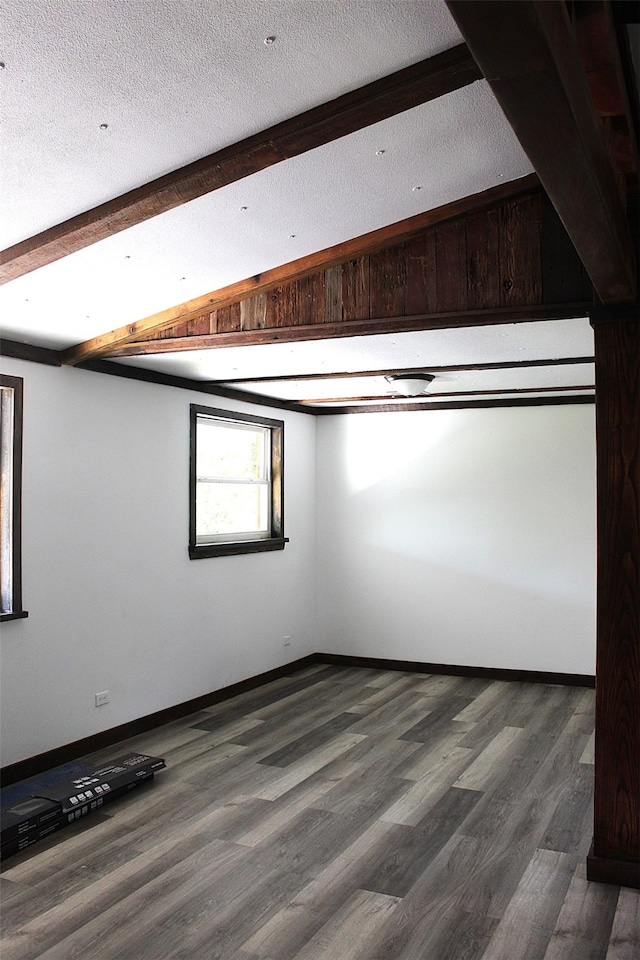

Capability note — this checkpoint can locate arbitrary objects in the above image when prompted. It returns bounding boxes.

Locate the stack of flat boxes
[1,797,68,858]
[1,754,165,860]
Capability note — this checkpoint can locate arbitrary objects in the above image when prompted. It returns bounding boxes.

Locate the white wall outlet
[283,635,292,646]
[95,690,110,707]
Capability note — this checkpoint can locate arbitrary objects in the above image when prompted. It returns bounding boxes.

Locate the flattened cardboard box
[1,754,166,859]
[1,796,62,842]
[35,754,166,813]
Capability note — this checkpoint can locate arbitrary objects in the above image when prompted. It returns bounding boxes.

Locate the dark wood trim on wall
[0,345,312,415]
[0,339,63,366]
[0,656,318,786]
[77,358,312,414]
[1,654,595,787]
[316,653,596,687]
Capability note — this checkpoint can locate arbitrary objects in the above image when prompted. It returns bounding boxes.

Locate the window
[1,375,27,621]
[189,405,286,558]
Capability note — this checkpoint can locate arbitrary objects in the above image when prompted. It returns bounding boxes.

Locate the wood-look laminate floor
[1,665,638,960]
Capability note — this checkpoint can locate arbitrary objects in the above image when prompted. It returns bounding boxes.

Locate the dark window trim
[189,404,286,559]
[1,374,27,621]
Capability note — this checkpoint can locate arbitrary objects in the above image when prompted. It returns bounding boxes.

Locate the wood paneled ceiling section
[95,186,591,359]
[68,182,594,411]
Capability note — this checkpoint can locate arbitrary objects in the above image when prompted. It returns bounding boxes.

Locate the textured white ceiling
[1,0,591,409]
[1,0,462,247]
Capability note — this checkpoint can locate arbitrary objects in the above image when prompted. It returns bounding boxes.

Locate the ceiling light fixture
[264,36,276,44]
[385,373,436,397]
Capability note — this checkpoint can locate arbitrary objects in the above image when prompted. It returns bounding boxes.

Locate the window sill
[1,610,29,623]
[189,538,289,559]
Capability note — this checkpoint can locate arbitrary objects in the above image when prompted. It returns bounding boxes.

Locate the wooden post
[588,304,640,889]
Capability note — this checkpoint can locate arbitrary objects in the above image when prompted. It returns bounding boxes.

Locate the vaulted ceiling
[1,0,637,411]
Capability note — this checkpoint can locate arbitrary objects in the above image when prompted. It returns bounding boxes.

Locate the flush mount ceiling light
[385,373,436,397]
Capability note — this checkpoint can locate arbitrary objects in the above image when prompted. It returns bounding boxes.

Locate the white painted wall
[0,357,597,767]
[316,405,596,675]
[0,358,317,766]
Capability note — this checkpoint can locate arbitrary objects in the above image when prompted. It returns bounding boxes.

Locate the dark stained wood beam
[297,385,594,404]
[0,339,62,367]
[587,304,640,889]
[96,304,590,359]
[218,356,595,384]
[0,44,481,286]
[570,0,638,180]
[62,175,539,365]
[316,394,595,415]
[446,0,637,304]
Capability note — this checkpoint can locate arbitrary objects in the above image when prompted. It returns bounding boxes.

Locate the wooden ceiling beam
[62,175,539,365]
[0,43,480,286]
[216,356,594,384]
[297,385,595,404]
[446,0,637,304]
[96,304,589,359]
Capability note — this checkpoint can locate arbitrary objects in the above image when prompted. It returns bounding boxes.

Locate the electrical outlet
[95,690,110,707]
[283,635,292,646]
